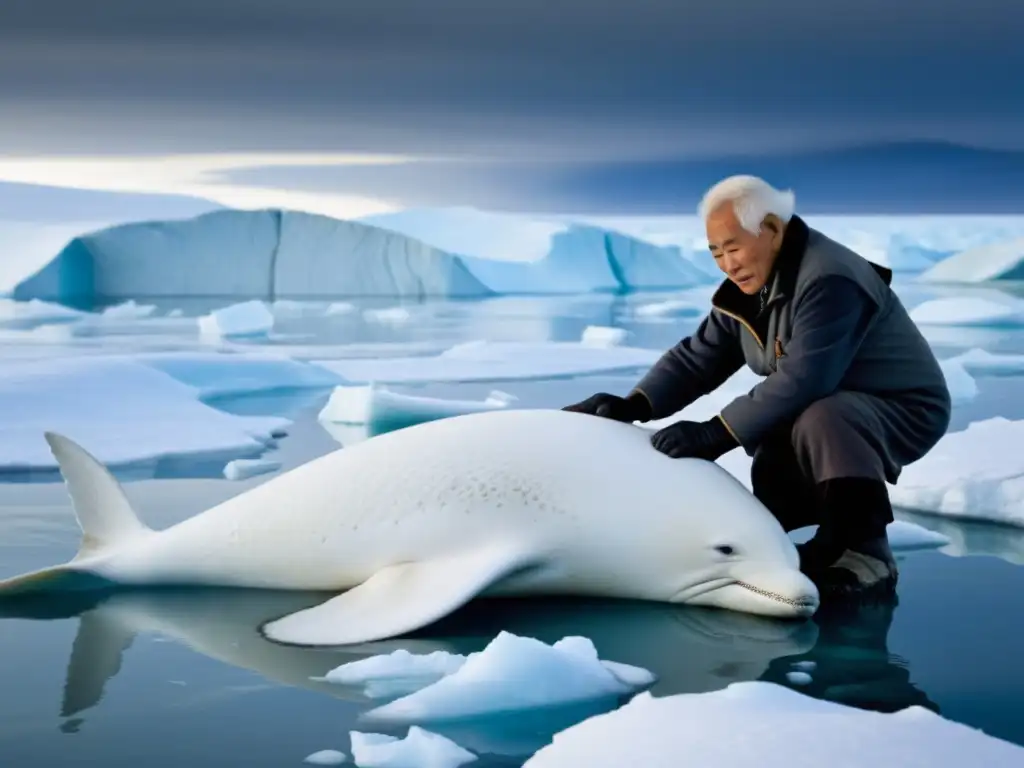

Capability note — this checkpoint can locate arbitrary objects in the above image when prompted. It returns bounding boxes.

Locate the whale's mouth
[735,580,818,611]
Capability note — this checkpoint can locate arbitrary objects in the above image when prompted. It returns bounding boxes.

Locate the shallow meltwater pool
[0,290,1023,765]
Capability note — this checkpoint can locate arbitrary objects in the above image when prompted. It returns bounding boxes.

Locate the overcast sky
[1,0,1022,214]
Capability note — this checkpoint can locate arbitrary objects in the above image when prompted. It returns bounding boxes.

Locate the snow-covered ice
[197,300,275,340]
[333,632,654,723]
[223,458,281,481]
[909,296,1024,327]
[350,727,477,768]
[0,355,289,472]
[522,682,1024,767]
[888,417,1024,527]
[939,358,979,405]
[364,307,412,324]
[312,340,661,385]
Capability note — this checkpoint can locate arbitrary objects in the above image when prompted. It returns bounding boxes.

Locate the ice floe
[325,632,654,723]
[0,355,289,472]
[918,236,1024,283]
[944,347,1024,377]
[198,299,275,340]
[350,727,476,768]
[312,341,661,385]
[888,417,1024,527]
[522,681,1024,766]
[318,384,514,438]
[909,296,1024,327]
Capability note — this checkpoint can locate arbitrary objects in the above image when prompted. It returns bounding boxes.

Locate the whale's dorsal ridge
[261,541,540,647]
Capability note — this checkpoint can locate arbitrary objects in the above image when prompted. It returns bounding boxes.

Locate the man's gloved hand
[562,391,651,423]
[650,417,738,461]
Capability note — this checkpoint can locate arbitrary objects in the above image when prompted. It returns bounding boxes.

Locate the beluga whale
[0,409,819,646]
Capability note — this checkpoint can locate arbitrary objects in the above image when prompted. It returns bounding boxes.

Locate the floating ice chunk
[364,307,412,323]
[303,749,347,765]
[909,296,1024,327]
[945,347,1024,377]
[312,341,661,385]
[919,237,1024,283]
[100,300,157,320]
[137,351,342,399]
[579,325,627,347]
[939,358,978,404]
[363,632,654,723]
[350,727,476,768]
[888,417,1024,527]
[785,671,812,685]
[522,681,1024,767]
[198,300,275,339]
[0,355,289,472]
[223,458,281,481]
[327,302,356,316]
[318,384,515,434]
[633,299,704,318]
[790,660,817,672]
[325,649,466,685]
[323,649,468,700]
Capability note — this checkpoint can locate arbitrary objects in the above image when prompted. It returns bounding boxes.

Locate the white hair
[698,175,796,236]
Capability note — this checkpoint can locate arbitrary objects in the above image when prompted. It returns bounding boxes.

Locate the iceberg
[522,681,1024,767]
[11,207,713,306]
[944,347,1024,377]
[919,237,1024,283]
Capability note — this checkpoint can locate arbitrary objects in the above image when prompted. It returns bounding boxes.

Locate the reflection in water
[898,509,1024,567]
[759,594,938,714]
[0,587,934,759]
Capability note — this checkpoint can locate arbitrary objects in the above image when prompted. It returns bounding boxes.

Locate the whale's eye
[714,544,736,556]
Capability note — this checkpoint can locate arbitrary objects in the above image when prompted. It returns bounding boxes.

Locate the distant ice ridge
[11,207,713,305]
[522,680,1024,766]
[918,236,1024,283]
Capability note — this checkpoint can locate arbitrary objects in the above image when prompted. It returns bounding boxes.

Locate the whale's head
[634,460,821,620]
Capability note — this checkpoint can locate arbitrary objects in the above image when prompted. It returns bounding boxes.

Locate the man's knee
[789,395,885,482]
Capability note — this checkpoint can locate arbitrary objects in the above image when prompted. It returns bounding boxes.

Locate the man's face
[705,202,783,295]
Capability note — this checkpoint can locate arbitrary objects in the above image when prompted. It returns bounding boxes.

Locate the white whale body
[0,409,818,646]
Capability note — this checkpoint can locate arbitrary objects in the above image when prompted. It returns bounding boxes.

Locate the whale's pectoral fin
[261,543,539,647]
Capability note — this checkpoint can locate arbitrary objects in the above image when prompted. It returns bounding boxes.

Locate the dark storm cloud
[1,0,1023,212]
[1,0,1022,157]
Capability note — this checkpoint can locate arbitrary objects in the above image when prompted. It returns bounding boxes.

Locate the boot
[796,478,899,600]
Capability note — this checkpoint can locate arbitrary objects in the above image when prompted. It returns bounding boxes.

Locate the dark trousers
[748,391,947,545]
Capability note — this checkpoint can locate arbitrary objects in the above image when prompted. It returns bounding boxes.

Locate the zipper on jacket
[712,305,765,350]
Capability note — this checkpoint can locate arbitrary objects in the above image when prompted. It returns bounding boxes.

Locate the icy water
[2,285,1024,766]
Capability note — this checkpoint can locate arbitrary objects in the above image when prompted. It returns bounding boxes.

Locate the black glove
[562,391,651,423]
[650,417,738,460]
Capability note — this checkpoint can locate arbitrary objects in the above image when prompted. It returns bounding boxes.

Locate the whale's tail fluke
[0,431,153,597]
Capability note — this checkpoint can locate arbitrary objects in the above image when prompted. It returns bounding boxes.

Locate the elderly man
[563,175,951,600]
